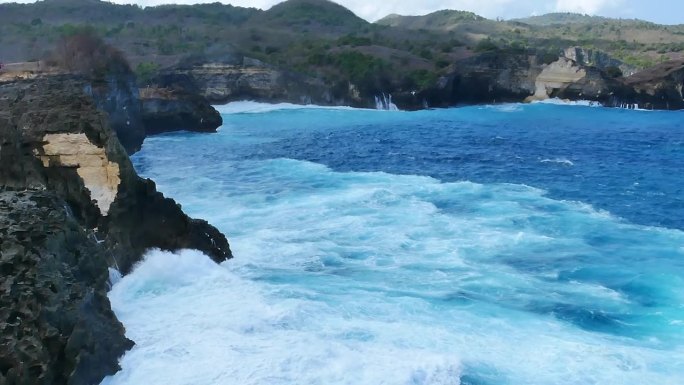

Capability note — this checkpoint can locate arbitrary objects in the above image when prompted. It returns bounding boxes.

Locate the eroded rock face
[39,133,121,216]
[392,50,683,110]
[397,52,541,109]
[140,73,222,135]
[172,57,336,106]
[0,75,232,270]
[621,59,684,110]
[0,190,134,385]
[532,57,588,100]
[563,47,636,76]
[85,75,145,155]
[0,76,233,384]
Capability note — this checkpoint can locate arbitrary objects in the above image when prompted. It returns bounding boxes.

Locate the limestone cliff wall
[172,58,339,106]
[563,47,637,76]
[526,57,615,102]
[403,52,637,109]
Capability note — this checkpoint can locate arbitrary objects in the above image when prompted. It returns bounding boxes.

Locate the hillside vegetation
[1,0,683,93]
[377,10,684,69]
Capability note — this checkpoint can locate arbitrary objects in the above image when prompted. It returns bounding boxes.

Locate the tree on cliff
[51,32,131,78]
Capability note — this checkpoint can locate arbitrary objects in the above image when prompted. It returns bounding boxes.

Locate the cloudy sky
[4,0,684,24]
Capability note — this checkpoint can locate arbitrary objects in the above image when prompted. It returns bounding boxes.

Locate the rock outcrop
[1,67,223,155]
[563,47,636,76]
[0,75,232,271]
[393,51,542,109]
[621,59,684,110]
[0,190,133,385]
[528,57,617,102]
[394,52,668,110]
[85,72,224,154]
[140,73,222,135]
[0,76,233,385]
[85,74,145,155]
[171,56,337,105]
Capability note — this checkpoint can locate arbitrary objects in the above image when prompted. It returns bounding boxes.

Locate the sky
[3,0,684,25]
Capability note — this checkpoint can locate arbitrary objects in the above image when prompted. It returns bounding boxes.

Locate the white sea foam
[214,101,368,114]
[540,158,575,166]
[103,249,463,385]
[374,94,399,111]
[532,98,603,107]
[108,268,122,287]
[483,103,524,112]
[104,157,684,385]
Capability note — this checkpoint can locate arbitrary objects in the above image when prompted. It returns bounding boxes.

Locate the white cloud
[554,0,622,14]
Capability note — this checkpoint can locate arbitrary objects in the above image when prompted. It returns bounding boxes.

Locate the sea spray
[103,249,464,385]
[104,102,684,384]
[375,94,399,111]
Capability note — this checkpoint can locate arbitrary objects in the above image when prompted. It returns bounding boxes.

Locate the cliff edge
[0,76,232,385]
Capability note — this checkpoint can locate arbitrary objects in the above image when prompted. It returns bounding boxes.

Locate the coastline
[0,76,231,385]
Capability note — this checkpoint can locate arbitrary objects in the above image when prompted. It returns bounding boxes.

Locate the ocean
[102,101,684,385]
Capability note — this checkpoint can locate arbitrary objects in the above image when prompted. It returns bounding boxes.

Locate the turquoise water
[104,102,684,385]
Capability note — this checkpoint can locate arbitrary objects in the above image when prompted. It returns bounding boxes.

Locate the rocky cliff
[444,52,541,105]
[392,52,676,110]
[563,47,636,76]
[622,59,684,110]
[528,56,625,103]
[88,73,224,153]
[1,68,224,155]
[0,76,232,385]
[0,190,133,385]
[140,73,222,135]
[85,74,146,155]
[390,51,542,109]
[171,57,339,106]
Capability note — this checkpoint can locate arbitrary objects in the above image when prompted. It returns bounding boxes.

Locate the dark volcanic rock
[0,189,134,385]
[621,59,684,110]
[140,73,222,135]
[0,76,232,273]
[392,51,542,109]
[86,74,146,155]
[0,76,233,384]
[394,52,680,111]
[445,51,541,104]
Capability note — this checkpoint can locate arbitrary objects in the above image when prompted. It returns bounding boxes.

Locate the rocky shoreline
[393,53,684,111]
[1,45,682,385]
[151,51,684,112]
[0,76,231,385]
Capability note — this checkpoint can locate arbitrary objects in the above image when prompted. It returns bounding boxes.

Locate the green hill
[377,10,485,29]
[254,0,367,31]
[1,0,683,98]
[374,10,684,69]
[512,13,611,26]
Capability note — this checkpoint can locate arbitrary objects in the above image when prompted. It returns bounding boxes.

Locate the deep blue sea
[103,101,684,385]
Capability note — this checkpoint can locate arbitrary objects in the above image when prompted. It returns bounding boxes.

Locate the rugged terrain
[0,76,232,385]
[2,0,684,110]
